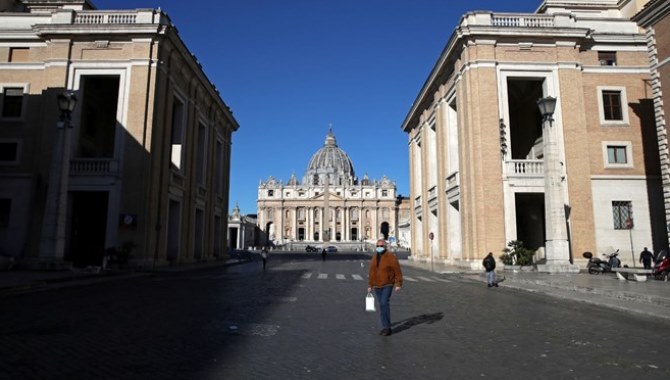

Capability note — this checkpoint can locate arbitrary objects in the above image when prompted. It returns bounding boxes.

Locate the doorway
[68,191,108,267]
[515,193,545,251]
[380,222,390,240]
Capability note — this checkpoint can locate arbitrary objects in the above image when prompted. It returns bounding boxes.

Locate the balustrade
[75,13,137,24]
[492,15,554,28]
[70,158,119,176]
[506,160,544,177]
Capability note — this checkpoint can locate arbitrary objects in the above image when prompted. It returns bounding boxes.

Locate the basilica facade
[257,130,404,247]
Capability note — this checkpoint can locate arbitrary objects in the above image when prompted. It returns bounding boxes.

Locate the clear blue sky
[97,0,541,214]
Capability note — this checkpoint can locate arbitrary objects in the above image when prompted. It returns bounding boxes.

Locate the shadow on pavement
[391,312,444,334]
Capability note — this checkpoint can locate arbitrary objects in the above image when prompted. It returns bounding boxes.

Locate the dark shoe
[494,283,499,287]
[487,284,492,287]
[380,329,391,336]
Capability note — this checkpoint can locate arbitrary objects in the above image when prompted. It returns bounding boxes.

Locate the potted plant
[500,240,535,269]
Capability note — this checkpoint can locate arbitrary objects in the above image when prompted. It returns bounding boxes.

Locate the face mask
[375,247,385,253]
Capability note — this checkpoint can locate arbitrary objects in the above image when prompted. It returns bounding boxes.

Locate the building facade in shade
[0,0,239,268]
[402,0,667,271]
[257,130,404,247]
[634,0,670,243]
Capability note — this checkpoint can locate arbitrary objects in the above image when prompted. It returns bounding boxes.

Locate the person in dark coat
[261,247,268,271]
[482,252,498,287]
[639,247,654,270]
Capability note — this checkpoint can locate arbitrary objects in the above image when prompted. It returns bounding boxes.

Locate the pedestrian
[483,252,498,287]
[321,247,327,261]
[639,247,654,270]
[261,247,268,271]
[367,239,403,336]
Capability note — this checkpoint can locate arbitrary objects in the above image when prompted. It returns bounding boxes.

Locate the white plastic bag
[365,292,376,312]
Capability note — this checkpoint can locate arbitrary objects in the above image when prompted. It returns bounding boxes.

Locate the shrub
[499,240,535,266]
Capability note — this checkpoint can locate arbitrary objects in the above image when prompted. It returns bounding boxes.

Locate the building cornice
[633,0,670,26]
[400,10,646,134]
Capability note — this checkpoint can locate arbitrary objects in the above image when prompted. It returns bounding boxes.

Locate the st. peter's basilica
[257,130,408,248]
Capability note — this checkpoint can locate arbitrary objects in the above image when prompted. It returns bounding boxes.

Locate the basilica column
[319,207,324,242]
[305,207,311,241]
[291,208,297,241]
[343,206,349,241]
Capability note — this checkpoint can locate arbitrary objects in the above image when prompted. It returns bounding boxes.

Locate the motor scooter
[583,249,621,274]
[652,250,670,281]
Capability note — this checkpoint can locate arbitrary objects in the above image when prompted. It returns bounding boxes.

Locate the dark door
[68,191,108,267]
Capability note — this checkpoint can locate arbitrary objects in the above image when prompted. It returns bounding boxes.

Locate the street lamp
[537,96,557,122]
[57,91,77,121]
[39,90,78,265]
[536,96,575,272]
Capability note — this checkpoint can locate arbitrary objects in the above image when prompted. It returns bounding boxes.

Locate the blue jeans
[486,270,496,285]
[374,286,393,329]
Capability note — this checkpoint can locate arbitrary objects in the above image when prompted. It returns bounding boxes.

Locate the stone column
[344,206,349,241]
[537,99,579,273]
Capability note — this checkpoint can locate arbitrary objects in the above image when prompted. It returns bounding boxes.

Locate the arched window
[350,208,359,221]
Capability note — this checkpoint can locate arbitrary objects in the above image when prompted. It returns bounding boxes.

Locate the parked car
[326,246,338,253]
[305,245,319,253]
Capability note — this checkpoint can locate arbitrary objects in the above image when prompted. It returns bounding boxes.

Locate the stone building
[227,204,259,250]
[257,130,404,249]
[402,0,666,271]
[0,0,239,268]
[634,0,670,243]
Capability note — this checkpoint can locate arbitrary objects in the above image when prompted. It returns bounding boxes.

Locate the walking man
[261,247,268,271]
[639,247,654,270]
[367,239,403,336]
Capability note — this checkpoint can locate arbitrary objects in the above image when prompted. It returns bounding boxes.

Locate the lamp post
[39,91,77,264]
[536,96,576,273]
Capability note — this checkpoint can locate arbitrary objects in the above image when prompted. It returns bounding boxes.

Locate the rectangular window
[602,91,623,121]
[0,199,10,228]
[598,51,617,66]
[2,88,24,118]
[196,122,207,185]
[382,190,388,197]
[612,201,632,230]
[607,146,627,164]
[170,97,185,170]
[267,189,274,197]
[0,142,18,162]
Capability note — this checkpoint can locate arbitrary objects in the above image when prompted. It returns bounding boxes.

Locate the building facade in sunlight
[402,0,667,271]
[257,130,408,248]
[633,0,670,245]
[0,0,239,268]
[227,204,259,250]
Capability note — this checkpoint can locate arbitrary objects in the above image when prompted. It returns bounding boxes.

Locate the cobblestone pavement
[1,254,669,379]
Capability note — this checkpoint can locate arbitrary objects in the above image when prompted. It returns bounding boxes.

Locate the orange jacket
[368,251,403,288]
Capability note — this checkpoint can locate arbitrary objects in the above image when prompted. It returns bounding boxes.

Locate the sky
[97,0,541,214]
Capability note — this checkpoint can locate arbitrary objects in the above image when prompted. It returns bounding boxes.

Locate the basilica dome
[304,130,355,185]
